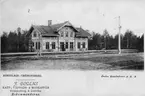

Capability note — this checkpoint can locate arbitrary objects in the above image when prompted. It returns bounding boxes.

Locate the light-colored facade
[27,21,91,52]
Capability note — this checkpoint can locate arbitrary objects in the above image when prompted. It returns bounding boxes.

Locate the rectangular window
[36,42,37,49]
[33,31,37,37]
[70,31,73,37]
[52,42,55,49]
[38,42,40,49]
[65,42,68,49]
[32,42,34,46]
[61,31,64,37]
[82,42,85,48]
[77,42,80,49]
[60,42,65,51]
[66,31,68,37]
[70,42,73,49]
[36,42,40,49]
[66,27,68,30]
[46,42,49,49]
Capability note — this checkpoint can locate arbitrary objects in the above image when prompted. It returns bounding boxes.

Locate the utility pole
[102,13,107,52]
[118,16,121,54]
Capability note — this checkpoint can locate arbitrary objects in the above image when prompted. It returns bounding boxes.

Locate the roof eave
[42,34,59,37]
[76,35,89,38]
[57,21,79,32]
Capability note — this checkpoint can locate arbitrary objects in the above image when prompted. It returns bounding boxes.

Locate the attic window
[66,31,68,37]
[60,31,64,37]
[70,31,73,37]
[33,31,37,37]
[66,27,68,30]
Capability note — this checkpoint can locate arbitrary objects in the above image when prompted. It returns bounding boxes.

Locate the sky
[0,0,145,36]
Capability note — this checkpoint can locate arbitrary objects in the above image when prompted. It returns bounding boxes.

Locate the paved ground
[1,53,144,70]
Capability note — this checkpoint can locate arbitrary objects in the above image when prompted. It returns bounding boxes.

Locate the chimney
[48,20,52,26]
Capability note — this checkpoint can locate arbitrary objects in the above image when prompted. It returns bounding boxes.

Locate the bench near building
[27,20,91,52]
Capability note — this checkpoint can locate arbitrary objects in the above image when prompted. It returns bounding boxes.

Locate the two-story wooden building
[27,20,91,52]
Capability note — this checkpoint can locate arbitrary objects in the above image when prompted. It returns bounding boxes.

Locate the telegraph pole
[118,16,121,54]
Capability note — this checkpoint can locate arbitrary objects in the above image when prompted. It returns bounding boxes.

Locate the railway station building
[27,20,91,52]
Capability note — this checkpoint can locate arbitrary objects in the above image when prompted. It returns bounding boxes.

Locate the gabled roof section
[76,27,91,37]
[50,22,66,31]
[40,25,59,36]
[26,21,91,37]
[56,21,78,32]
[27,25,59,37]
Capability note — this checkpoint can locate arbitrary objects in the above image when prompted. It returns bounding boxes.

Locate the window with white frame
[36,42,40,49]
[70,42,73,49]
[46,42,49,49]
[52,42,55,49]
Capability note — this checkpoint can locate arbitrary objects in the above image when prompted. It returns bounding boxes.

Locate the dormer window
[33,31,37,37]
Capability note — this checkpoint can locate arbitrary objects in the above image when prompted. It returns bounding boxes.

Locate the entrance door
[60,42,65,51]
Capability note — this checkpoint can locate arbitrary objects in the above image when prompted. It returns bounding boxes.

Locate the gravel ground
[1,53,144,70]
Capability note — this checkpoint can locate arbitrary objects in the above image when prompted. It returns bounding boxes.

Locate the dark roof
[27,25,59,37]
[76,28,91,37]
[28,21,91,37]
[39,26,59,36]
[50,22,66,31]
